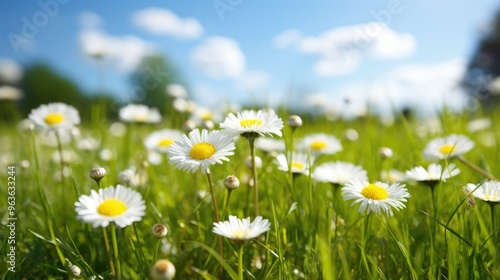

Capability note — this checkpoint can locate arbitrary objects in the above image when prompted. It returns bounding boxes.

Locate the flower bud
[152,223,168,238]
[224,175,240,190]
[151,259,176,280]
[89,167,106,183]
[287,115,303,129]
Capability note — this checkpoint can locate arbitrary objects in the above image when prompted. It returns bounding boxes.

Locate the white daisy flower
[342,179,410,217]
[219,110,284,138]
[167,129,235,174]
[118,167,148,187]
[380,169,406,183]
[465,181,500,203]
[423,134,475,160]
[28,102,80,131]
[299,133,342,155]
[255,137,286,154]
[212,215,271,242]
[77,136,101,152]
[145,129,183,153]
[119,104,162,124]
[405,163,460,183]
[313,161,368,185]
[0,85,23,100]
[75,185,146,228]
[274,152,313,175]
[166,83,188,98]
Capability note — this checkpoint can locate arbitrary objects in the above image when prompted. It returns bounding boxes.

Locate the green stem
[238,245,244,280]
[248,138,259,217]
[360,214,372,279]
[221,189,233,220]
[206,171,223,271]
[288,129,295,185]
[31,130,66,268]
[457,155,498,180]
[429,185,437,279]
[102,227,116,277]
[110,223,122,280]
[153,239,162,263]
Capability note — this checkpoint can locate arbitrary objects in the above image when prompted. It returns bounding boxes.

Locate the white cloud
[273,29,302,49]
[280,23,416,77]
[132,8,203,40]
[332,58,467,117]
[79,29,156,71]
[79,11,103,28]
[190,36,246,79]
[236,71,270,90]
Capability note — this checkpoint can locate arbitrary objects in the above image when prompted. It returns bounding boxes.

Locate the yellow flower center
[360,183,389,200]
[291,162,304,170]
[202,112,212,120]
[190,142,216,160]
[135,114,147,122]
[240,119,262,128]
[44,113,65,125]
[485,194,499,201]
[232,229,247,239]
[97,199,127,217]
[310,140,327,150]
[158,139,174,147]
[439,144,455,155]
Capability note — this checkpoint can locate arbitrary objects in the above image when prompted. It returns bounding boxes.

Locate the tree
[463,9,500,109]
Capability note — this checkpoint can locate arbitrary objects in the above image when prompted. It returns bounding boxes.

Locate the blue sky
[1,0,499,116]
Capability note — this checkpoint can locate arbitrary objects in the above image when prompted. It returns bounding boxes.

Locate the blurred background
[1,0,500,123]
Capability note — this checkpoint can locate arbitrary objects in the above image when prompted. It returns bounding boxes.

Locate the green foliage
[0,107,499,279]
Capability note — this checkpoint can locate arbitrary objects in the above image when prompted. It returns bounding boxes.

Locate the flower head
[299,133,342,155]
[342,179,410,217]
[275,152,313,175]
[466,181,500,204]
[212,215,271,242]
[313,161,368,185]
[423,134,475,160]
[75,185,146,228]
[119,104,162,123]
[405,163,460,185]
[28,102,80,131]
[145,129,183,153]
[219,110,284,138]
[150,259,176,280]
[167,129,235,174]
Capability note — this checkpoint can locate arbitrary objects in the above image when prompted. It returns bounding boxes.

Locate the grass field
[1,103,499,279]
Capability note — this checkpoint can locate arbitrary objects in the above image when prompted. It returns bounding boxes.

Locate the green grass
[0,106,499,279]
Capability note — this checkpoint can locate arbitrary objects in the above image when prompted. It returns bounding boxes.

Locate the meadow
[1,102,499,280]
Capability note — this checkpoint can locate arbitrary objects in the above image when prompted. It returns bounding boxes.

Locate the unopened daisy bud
[224,175,240,190]
[379,147,393,159]
[288,115,303,129]
[245,155,262,169]
[89,167,106,183]
[69,264,81,277]
[152,223,168,238]
[150,259,176,280]
[183,119,196,132]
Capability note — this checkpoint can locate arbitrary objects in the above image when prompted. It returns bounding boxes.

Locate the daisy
[145,129,183,153]
[342,179,410,217]
[28,102,80,131]
[423,134,475,160]
[219,109,284,138]
[119,104,162,124]
[313,161,368,186]
[275,152,313,175]
[75,185,146,228]
[212,215,271,242]
[167,129,235,174]
[465,181,500,204]
[405,163,460,187]
[299,133,342,155]
[380,169,406,183]
[255,137,286,154]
